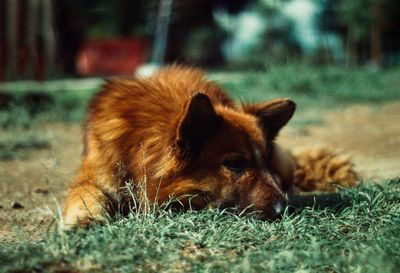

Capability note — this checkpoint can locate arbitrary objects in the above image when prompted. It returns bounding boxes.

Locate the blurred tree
[166,0,223,66]
[42,0,56,78]
[1,0,58,80]
[4,0,18,78]
[59,0,252,67]
[338,0,374,66]
[333,0,399,67]
[258,0,301,66]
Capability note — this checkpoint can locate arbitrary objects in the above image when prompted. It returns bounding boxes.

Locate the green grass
[0,79,99,158]
[0,78,102,130]
[0,130,50,160]
[214,64,400,104]
[1,180,399,273]
[0,64,399,128]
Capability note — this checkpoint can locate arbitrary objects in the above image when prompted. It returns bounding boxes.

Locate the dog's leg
[63,182,112,229]
[291,147,359,192]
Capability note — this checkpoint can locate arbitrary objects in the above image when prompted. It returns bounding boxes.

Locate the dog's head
[166,93,296,220]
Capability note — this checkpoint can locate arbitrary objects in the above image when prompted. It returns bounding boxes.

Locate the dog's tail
[291,146,359,192]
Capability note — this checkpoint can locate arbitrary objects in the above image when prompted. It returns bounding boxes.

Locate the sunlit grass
[1,180,399,273]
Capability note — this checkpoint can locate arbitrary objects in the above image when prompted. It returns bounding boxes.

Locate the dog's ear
[244,98,296,140]
[176,93,220,158]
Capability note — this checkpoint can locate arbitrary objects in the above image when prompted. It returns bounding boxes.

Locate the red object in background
[76,38,149,76]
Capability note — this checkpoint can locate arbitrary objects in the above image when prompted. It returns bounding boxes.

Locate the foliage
[337,0,374,40]
[336,0,400,39]
[1,180,399,273]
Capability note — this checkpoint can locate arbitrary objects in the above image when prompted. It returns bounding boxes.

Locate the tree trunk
[42,0,56,78]
[26,0,39,79]
[0,0,5,81]
[346,30,357,67]
[5,0,18,79]
[370,1,383,67]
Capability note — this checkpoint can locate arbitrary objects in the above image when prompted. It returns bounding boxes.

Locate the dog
[63,66,358,228]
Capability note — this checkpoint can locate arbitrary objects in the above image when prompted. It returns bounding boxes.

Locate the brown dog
[63,66,357,228]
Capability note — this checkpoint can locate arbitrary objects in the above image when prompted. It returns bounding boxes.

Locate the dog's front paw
[63,202,107,229]
[63,185,110,229]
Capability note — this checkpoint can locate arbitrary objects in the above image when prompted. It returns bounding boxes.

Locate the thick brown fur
[291,147,358,192]
[63,66,358,228]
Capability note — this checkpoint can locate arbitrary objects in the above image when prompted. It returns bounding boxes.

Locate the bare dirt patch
[0,124,83,242]
[1,102,399,242]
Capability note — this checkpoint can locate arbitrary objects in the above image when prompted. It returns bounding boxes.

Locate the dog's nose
[267,199,286,220]
[274,201,284,215]
[255,199,287,221]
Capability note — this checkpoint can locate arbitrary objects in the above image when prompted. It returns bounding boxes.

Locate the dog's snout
[253,196,287,221]
[265,198,287,220]
[273,201,284,215]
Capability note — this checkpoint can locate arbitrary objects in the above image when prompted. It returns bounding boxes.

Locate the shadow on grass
[287,192,352,214]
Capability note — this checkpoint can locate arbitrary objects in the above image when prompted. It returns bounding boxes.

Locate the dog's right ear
[243,98,296,140]
[176,93,220,158]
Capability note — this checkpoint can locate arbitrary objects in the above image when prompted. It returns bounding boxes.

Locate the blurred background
[1,0,400,80]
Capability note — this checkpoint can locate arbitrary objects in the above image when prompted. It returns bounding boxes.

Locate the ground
[1,101,399,243]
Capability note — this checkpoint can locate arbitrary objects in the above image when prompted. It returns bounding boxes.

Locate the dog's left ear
[176,93,221,158]
[244,98,296,140]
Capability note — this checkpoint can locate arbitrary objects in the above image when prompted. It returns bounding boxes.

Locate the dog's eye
[222,156,247,173]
